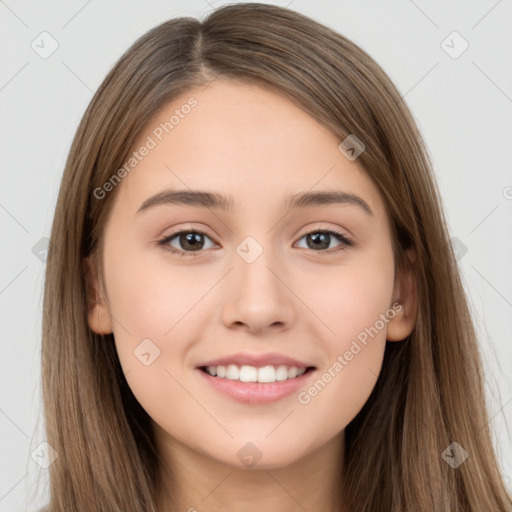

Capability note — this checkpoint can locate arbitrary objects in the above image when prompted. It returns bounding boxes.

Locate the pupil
[181,232,203,251]
[308,232,329,250]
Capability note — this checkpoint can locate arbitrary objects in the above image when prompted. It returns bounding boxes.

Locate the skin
[85,79,417,512]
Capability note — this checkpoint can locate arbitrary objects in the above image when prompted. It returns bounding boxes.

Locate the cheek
[306,254,395,344]
[103,243,210,373]
[296,254,394,416]
[103,249,207,429]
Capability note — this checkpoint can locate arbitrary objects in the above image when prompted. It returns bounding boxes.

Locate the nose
[220,246,296,335]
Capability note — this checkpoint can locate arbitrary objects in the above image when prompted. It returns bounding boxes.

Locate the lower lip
[196,368,315,404]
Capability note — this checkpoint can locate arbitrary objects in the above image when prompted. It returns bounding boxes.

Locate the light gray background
[1,1,511,510]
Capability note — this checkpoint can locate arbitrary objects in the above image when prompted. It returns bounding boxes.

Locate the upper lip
[197,351,315,369]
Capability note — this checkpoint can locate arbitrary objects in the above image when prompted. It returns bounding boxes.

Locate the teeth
[275,365,289,381]
[239,365,258,382]
[204,364,307,383]
[226,364,239,380]
[258,365,276,383]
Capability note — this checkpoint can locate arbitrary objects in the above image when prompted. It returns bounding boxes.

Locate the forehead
[113,79,385,219]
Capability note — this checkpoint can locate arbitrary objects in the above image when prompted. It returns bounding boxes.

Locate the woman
[39,3,512,511]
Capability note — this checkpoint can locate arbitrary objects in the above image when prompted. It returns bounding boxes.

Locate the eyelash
[157,228,354,257]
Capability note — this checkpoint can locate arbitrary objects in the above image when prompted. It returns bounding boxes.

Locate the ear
[83,255,113,335]
[386,246,418,342]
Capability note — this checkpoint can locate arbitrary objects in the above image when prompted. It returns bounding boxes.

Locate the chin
[202,436,314,471]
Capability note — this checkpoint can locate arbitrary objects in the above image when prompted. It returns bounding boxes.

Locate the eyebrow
[136,189,373,216]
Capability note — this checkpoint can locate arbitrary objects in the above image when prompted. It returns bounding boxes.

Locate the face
[87,79,414,471]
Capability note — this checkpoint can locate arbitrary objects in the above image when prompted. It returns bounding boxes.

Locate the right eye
[157,230,217,257]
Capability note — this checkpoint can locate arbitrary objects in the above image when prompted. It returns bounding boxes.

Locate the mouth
[195,352,317,403]
[198,364,316,384]
[196,364,317,404]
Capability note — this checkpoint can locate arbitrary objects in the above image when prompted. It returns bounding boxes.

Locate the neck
[155,430,345,512]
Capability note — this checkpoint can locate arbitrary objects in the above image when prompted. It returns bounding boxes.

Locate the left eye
[157,229,353,257]
[295,229,353,251]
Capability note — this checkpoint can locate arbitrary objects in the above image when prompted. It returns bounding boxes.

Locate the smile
[200,364,312,383]
[197,364,316,404]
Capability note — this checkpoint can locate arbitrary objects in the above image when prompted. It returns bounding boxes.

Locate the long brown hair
[39,3,512,511]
